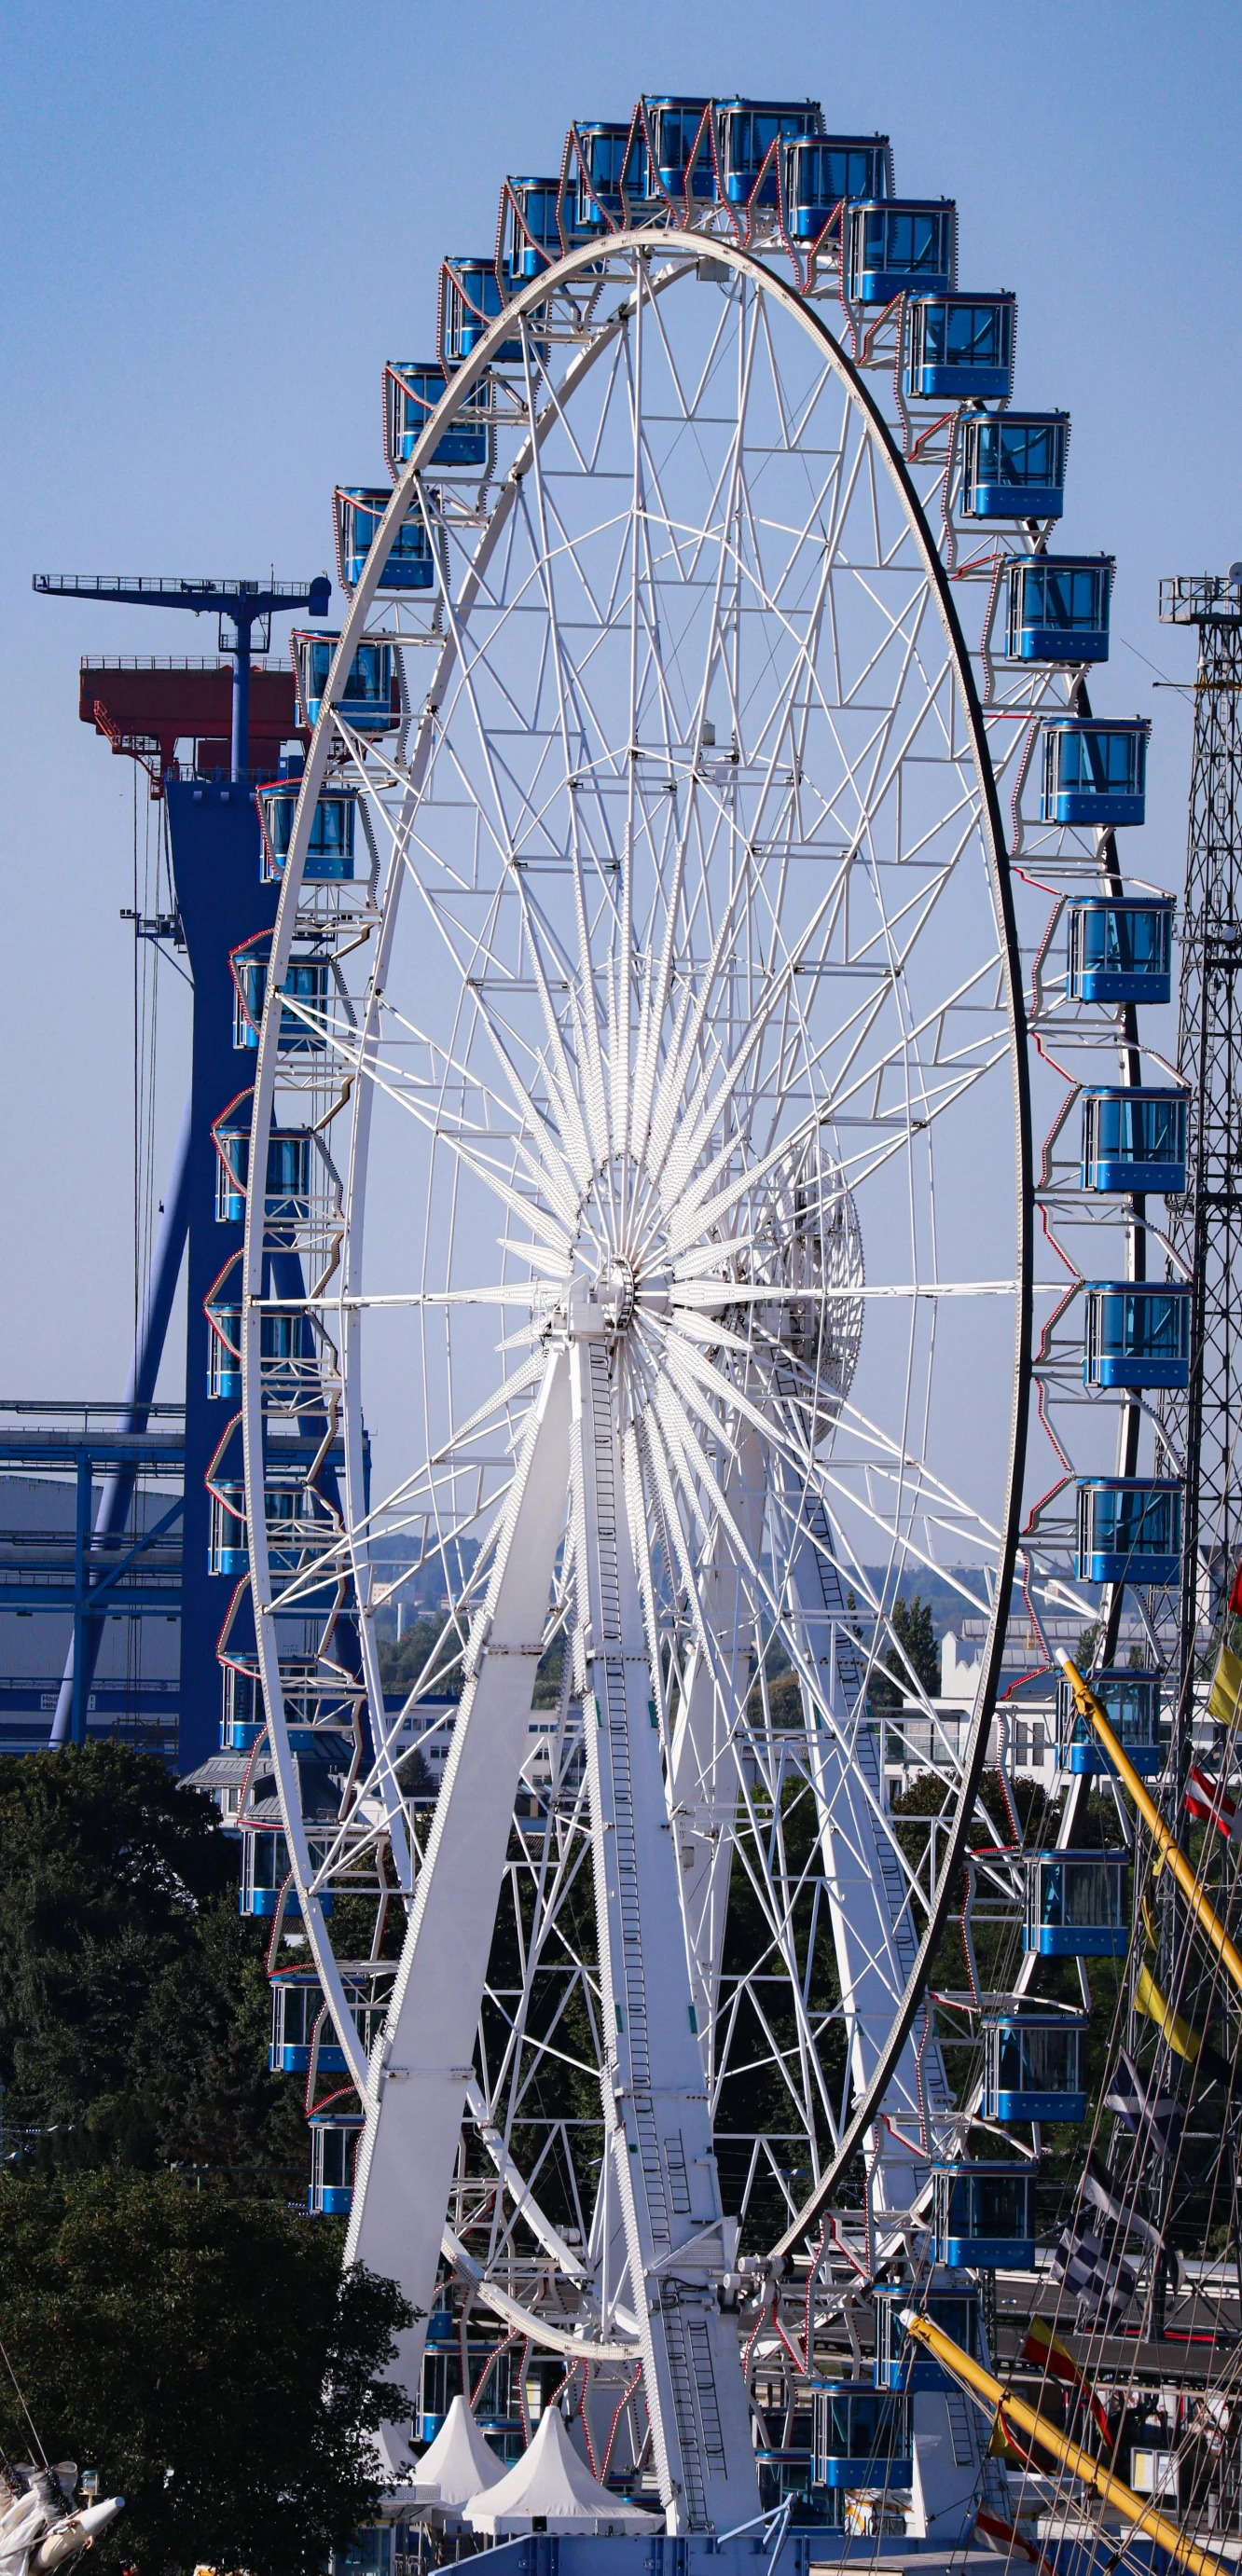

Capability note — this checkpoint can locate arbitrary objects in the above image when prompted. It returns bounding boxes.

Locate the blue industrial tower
[32,571,331,1770]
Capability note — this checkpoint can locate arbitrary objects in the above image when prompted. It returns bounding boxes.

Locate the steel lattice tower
[1160,573,1242,1734]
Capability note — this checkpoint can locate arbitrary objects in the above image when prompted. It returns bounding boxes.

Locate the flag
[1209,1646,1242,1727]
[1136,1959,1202,2060]
[1081,2156,1180,2292]
[1229,1564,1242,1619]
[1103,2050,1184,2164]
[988,2408,1031,2465]
[1019,2314,1111,2443]
[1184,1759,1242,1841]
[976,2503,1061,2575]
[1051,2222,1138,2330]
[1135,1961,1234,2082]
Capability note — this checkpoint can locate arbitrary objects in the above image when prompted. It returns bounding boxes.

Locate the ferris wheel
[228,103,1174,2540]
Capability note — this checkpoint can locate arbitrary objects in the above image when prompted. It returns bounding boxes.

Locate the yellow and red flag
[1019,2314,1111,2446]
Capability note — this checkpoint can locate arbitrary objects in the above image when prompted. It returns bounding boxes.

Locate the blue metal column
[231,618,253,784]
[164,778,279,1772]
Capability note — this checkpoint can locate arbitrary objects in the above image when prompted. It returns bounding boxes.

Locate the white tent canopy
[463,2403,661,2535]
[408,2397,506,2512]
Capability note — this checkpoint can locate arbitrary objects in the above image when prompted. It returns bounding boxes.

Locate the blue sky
[2,0,1238,1401]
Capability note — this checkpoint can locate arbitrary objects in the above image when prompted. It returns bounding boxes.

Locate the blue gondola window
[310,2115,362,2215]
[874,2290,982,2390]
[784,135,890,237]
[499,180,562,282]
[1026,1851,1129,1956]
[440,259,524,367]
[960,412,1068,519]
[297,638,392,731]
[810,2389,911,2487]
[986,2020,1084,2120]
[567,124,643,227]
[935,2166,1034,2259]
[259,787,355,881]
[338,489,434,594]
[1057,1669,1163,1775]
[907,296,1014,399]
[847,202,953,303]
[1083,1285,1192,1390]
[1005,558,1112,662]
[235,958,329,1051]
[1068,900,1172,1003]
[207,1305,299,1401]
[717,102,822,206]
[1080,1087,1187,1192]
[386,363,490,470]
[1076,1480,1182,1585]
[1042,720,1149,823]
[643,100,715,201]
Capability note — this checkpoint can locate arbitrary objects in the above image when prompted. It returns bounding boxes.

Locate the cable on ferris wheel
[219,89,1187,2545]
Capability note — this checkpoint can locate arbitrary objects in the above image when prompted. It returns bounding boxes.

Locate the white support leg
[345,1347,572,2474]
[571,1303,759,2534]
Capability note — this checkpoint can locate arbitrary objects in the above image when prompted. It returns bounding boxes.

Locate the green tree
[868,1593,940,1713]
[376,1616,462,1698]
[0,2171,411,2576]
[0,1744,305,2183]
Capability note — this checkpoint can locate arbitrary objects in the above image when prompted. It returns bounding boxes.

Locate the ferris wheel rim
[242,222,1037,2276]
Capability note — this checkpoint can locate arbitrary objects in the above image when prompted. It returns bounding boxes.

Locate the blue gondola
[932,2165,1036,2265]
[983,2018,1086,2122]
[845,200,954,306]
[810,2388,911,2489]
[1080,1086,1187,1192]
[209,1481,310,1578]
[335,488,435,594]
[384,361,490,471]
[241,1824,298,1916]
[438,257,524,366]
[220,1665,263,1751]
[270,1968,349,2076]
[874,2286,982,2390]
[256,782,356,881]
[234,957,329,1052]
[641,98,715,206]
[1005,556,1112,663]
[214,1124,310,1224]
[1024,1850,1129,1956]
[206,1301,242,1401]
[559,120,645,233]
[1041,716,1150,826]
[1057,1668,1163,1776]
[206,1304,300,1402]
[1083,1283,1192,1389]
[209,1481,248,1578]
[291,633,393,734]
[1075,1479,1182,1586]
[782,134,892,241]
[906,293,1014,401]
[1067,897,1173,1003]
[497,177,563,284]
[309,2111,362,2215]
[714,100,822,209]
[960,411,1068,519]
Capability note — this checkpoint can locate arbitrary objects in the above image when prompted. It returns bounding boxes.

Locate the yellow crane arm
[901,2307,1227,2576]
[1058,1654,1242,2007]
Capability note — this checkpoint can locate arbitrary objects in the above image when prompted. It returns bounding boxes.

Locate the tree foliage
[0,1744,306,2183]
[0,2172,410,2576]
[868,1593,941,1714]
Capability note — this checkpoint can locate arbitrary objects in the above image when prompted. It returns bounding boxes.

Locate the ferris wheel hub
[602,1255,637,1333]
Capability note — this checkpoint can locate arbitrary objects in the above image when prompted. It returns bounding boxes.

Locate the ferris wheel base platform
[464,2535,1187,2576]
